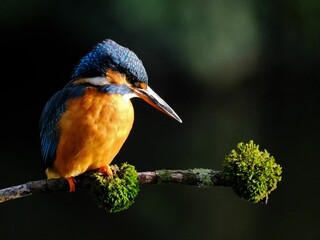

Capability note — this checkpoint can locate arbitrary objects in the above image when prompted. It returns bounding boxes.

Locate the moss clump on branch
[223,140,282,203]
[89,163,139,213]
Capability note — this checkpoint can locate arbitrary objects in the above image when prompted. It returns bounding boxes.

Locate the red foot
[99,165,113,178]
[67,177,76,192]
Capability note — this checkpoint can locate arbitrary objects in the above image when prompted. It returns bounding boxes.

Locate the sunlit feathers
[45,85,134,178]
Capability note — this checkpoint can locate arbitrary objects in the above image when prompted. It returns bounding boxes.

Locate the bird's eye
[134,82,140,87]
[133,82,147,89]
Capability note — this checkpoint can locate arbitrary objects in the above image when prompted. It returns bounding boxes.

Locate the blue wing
[39,85,86,169]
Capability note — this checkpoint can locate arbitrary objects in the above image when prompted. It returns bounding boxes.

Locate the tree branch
[0,141,282,208]
[0,169,226,204]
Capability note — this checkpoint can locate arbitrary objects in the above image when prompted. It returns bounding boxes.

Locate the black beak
[133,86,182,123]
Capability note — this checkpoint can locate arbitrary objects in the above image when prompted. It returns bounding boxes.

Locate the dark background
[1,1,319,239]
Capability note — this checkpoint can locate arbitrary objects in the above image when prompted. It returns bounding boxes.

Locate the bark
[0,169,226,203]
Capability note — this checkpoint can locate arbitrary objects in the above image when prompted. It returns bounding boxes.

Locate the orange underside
[46,87,134,178]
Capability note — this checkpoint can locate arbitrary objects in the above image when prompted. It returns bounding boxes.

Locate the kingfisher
[39,39,182,191]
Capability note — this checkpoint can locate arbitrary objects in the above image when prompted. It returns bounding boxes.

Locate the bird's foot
[67,177,76,192]
[99,165,114,178]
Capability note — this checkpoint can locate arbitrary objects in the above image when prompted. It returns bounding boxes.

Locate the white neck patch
[83,77,111,86]
[81,76,138,100]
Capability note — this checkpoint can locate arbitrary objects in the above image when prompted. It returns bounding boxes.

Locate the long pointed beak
[133,86,182,123]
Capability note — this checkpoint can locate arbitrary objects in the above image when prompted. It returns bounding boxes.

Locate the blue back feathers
[72,39,148,84]
[40,85,86,168]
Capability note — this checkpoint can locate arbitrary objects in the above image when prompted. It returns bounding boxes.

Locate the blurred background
[0,0,319,239]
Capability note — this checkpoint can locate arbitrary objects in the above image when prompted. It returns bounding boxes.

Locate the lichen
[191,168,213,188]
[156,169,172,184]
[89,163,139,213]
[222,140,282,203]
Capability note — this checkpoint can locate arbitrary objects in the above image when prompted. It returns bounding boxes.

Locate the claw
[99,165,113,178]
[67,177,76,192]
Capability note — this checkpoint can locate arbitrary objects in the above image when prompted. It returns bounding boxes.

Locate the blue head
[70,38,181,123]
[71,39,148,85]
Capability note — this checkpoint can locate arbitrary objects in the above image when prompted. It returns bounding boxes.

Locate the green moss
[89,163,140,213]
[223,140,282,203]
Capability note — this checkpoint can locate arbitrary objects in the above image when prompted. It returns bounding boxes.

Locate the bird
[39,39,182,191]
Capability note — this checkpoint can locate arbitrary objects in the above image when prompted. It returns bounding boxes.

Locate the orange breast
[46,87,134,178]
